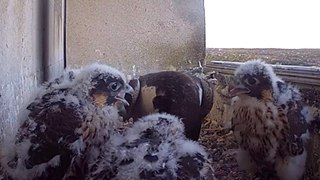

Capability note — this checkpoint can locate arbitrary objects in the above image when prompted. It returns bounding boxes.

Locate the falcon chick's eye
[245,77,259,86]
[109,81,122,91]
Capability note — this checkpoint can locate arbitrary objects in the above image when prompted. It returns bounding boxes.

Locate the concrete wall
[0,0,64,140]
[66,0,205,75]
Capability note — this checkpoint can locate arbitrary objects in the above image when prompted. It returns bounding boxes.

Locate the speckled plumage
[230,60,312,180]
[0,64,132,180]
[89,113,215,180]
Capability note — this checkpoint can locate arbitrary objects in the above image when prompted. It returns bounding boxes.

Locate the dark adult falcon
[0,63,132,180]
[229,60,313,180]
[124,71,214,141]
[88,113,215,180]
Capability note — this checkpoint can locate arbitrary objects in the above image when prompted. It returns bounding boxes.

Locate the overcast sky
[204,0,320,49]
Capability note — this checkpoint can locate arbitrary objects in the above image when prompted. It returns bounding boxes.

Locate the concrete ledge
[206,61,320,88]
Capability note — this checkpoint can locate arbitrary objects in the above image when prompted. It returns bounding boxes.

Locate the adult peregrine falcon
[124,71,214,141]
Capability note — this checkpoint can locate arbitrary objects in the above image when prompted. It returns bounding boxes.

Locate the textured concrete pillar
[66,0,205,75]
[0,0,65,140]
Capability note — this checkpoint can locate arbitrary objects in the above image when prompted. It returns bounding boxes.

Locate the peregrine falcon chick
[88,113,215,180]
[0,63,132,180]
[230,60,311,180]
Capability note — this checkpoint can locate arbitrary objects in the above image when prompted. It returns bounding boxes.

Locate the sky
[204,0,320,49]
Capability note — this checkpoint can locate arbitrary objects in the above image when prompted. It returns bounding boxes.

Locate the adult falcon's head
[230,60,278,100]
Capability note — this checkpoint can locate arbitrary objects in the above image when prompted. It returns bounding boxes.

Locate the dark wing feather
[286,101,309,156]
[138,71,202,141]
[177,153,204,180]
[192,76,214,120]
[275,81,309,155]
[13,89,83,179]
[125,71,214,141]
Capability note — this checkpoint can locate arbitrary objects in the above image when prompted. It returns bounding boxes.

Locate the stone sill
[206,60,320,89]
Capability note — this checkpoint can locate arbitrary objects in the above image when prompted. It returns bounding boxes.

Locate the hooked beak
[114,83,134,117]
[114,83,134,106]
[229,85,250,97]
[115,96,130,106]
[123,79,139,106]
[114,96,129,117]
[125,83,134,95]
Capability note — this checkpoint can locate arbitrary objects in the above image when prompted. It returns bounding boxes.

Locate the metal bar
[206,61,320,88]
[63,0,67,69]
[38,0,49,82]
